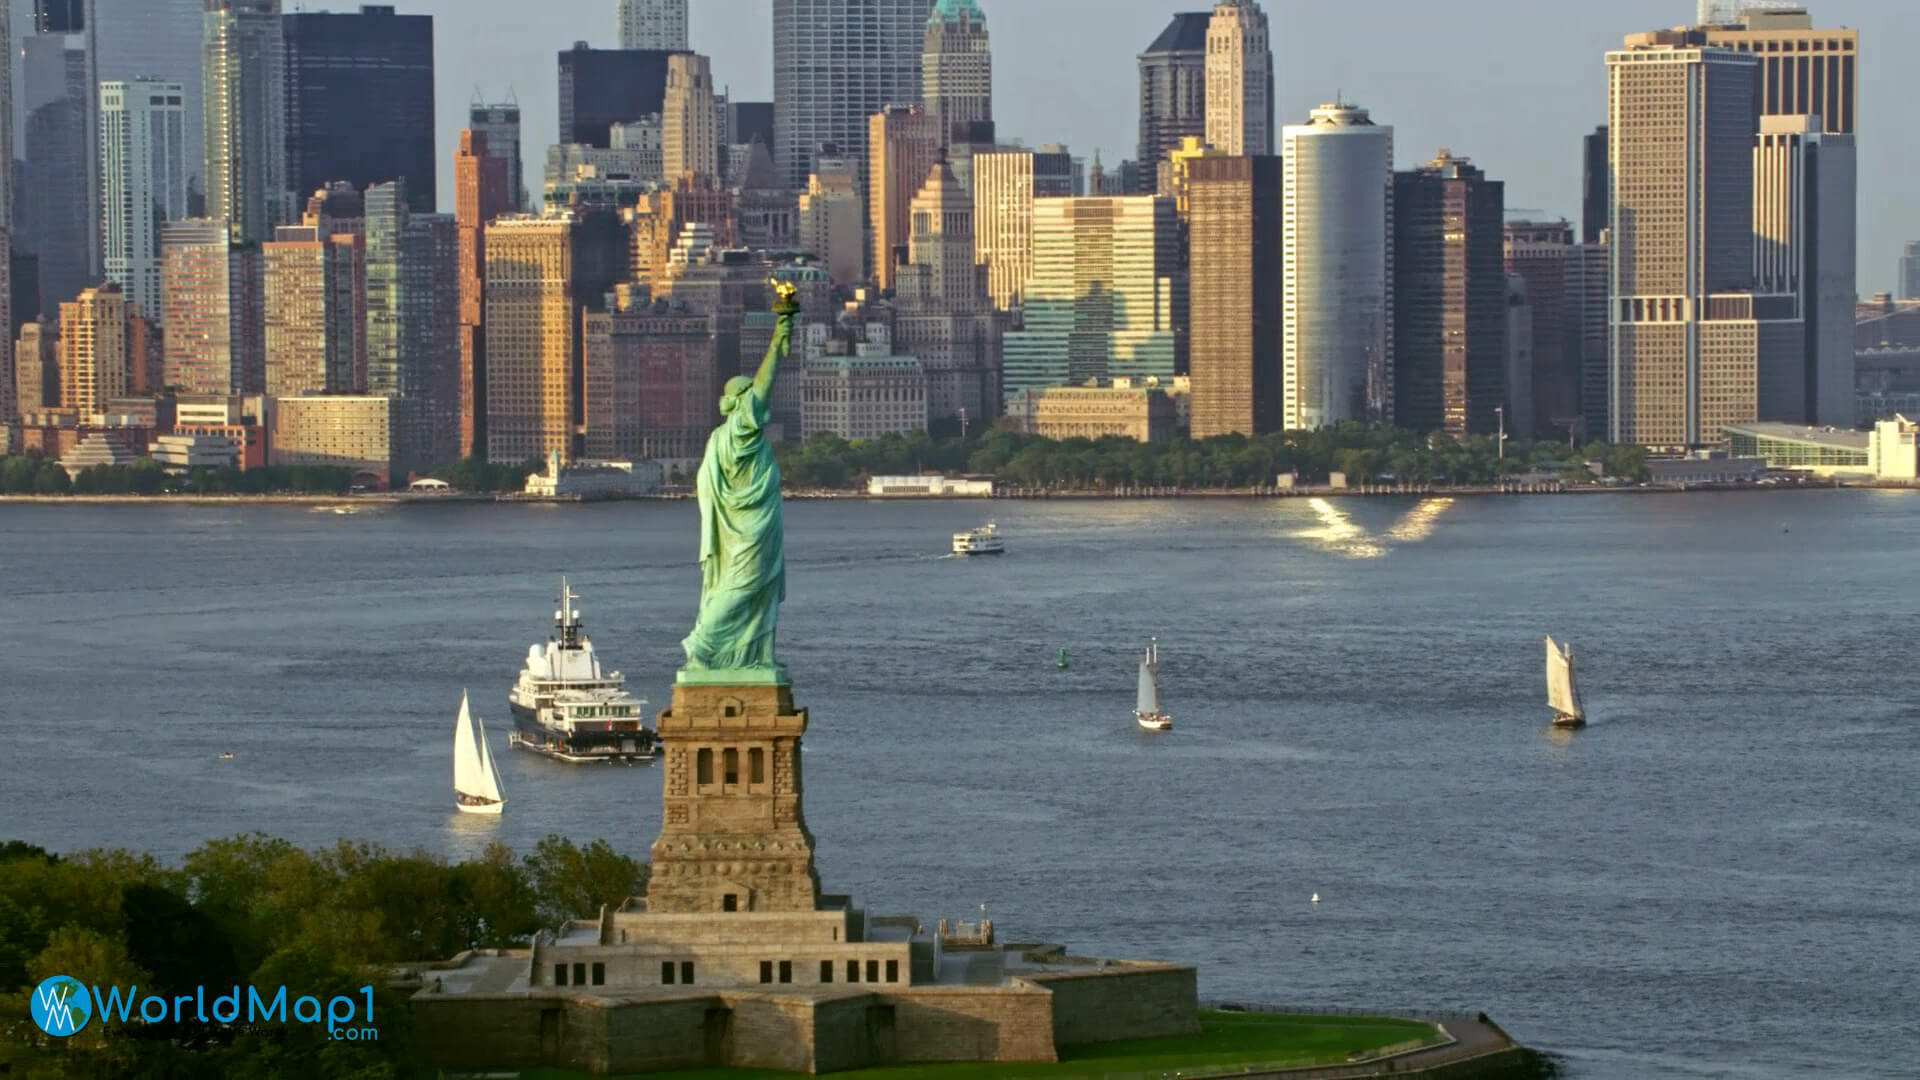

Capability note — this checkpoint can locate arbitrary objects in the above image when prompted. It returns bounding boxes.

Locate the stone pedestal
[646,682,822,913]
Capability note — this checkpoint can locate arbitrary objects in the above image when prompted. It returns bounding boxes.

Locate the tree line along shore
[3,426,1651,499]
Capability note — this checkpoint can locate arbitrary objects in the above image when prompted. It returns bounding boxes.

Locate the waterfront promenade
[1198,1007,1533,1079]
[5,475,1911,505]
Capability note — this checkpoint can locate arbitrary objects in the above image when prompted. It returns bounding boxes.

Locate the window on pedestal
[820,960,834,983]
[779,960,792,984]
[697,748,713,785]
[886,960,898,983]
[846,959,859,982]
[723,893,738,911]
[661,961,676,984]
[723,748,739,785]
[572,962,585,986]
[866,959,879,983]
[592,962,605,986]
[681,961,694,984]
[555,963,568,986]
[749,747,765,784]
[760,960,774,983]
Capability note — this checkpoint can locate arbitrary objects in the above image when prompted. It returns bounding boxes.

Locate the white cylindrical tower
[1281,102,1394,430]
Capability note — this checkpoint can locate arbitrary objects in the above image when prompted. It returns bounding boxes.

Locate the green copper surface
[678,282,800,684]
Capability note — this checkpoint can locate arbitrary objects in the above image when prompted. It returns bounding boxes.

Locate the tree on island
[0,833,646,1078]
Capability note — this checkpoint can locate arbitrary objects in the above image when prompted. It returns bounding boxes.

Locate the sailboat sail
[1544,636,1582,720]
[454,692,505,803]
[472,713,505,803]
[1137,644,1160,715]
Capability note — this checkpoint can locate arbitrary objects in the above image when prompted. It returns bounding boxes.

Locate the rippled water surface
[3,491,1917,1078]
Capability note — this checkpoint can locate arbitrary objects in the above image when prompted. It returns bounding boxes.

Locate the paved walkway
[1196,1011,1526,1080]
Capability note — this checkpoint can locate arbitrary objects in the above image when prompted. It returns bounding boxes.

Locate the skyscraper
[363,178,458,458]
[558,43,676,149]
[1186,154,1282,437]
[402,212,460,463]
[1901,243,1920,302]
[1392,151,1506,436]
[1002,196,1184,397]
[1570,238,1610,440]
[662,52,720,182]
[90,1,204,212]
[868,106,941,290]
[203,0,288,245]
[1504,220,1581,440]
[1753,115,1854,426]
[17,26,91,311]
[456,130,512,459]
[263,224,363,396]
[1694,7,1860,428]
[922,0,990,147]
[1136,12,1208,193]
[1606,37,1781,447]
[482,212,628,464]
[283,4,436,215]
[58,285,129,414]
[470,100,526,212]
[1204,0,1273,157]
[1697,9,1856,135]
[970,146,1074,309]
[161,217,264,394]
[1282,102,1393,430]
[772,0,932,192]
[1582,126,1607,246]
[797,148,863,285]
[583,296,714,461]
[99,79,189,326]
[363,182,408,397]
[894,157,1002,423]
[618,0,689,50]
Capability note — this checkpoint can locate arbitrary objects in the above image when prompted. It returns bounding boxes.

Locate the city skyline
[314,0,1909,292]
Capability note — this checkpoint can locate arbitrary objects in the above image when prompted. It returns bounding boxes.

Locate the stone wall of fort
[1029,964,1201,1046]
[413,982,1066,1074]
[411,993,714,1074]
[878,986,1058,1064]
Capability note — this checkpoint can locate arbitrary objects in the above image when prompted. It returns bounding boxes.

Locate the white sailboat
[1544,636,1586,729]
[1135,638,1172,732]
[454,691,507,814]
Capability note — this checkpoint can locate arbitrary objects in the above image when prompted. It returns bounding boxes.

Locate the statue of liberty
[679,278,799,684]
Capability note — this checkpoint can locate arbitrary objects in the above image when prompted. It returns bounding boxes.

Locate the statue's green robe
[680,378,785,671]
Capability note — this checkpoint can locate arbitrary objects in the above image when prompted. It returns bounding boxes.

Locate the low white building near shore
[149,434,238,472]
[1868,415,1919,480]
[866,474,994,497]
[523,451,664,498]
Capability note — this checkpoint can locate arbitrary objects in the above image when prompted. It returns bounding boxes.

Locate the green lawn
[500,1009,1441,1080]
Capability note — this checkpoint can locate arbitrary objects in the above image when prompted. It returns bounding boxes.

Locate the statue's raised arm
[753,278,798,402]
[678,278,800,687]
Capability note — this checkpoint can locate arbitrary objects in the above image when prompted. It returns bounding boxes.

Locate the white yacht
[952,521,1005,556]
[507,578,656,763]
[453,691,506,815]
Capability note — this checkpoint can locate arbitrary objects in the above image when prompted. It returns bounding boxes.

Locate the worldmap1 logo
[30,976,92,1037]
[26,977,378,1041]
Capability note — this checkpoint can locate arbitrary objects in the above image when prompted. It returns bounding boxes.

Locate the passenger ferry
[952,521,1005,556]
[506,579,656,763]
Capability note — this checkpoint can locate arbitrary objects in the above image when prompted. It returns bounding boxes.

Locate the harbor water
[2,491,1915,1078]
